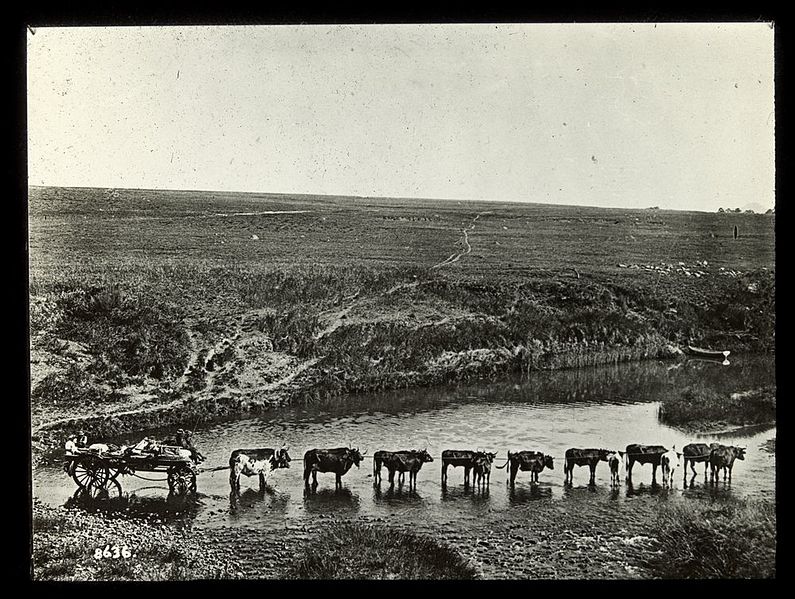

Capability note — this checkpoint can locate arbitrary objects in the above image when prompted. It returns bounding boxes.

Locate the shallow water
[33,355,776,528]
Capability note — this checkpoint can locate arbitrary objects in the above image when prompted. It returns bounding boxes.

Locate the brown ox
[625,444,668,483]
[563,448,611,485]
[499,451,555,485]
[441,450,496,487]
[472,453,496,488]
[381,449,434,488]
[303,447,364,490]
[709,444,746,483]
[682,443,717,480]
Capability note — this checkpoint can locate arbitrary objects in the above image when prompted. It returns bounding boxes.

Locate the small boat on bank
[684,345,731,360]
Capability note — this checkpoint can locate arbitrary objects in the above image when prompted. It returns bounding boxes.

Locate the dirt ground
[190,497,662,580]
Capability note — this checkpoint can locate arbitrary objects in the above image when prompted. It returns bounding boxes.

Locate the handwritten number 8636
[94,545,132,559]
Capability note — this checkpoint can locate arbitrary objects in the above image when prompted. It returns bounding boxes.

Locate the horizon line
[27,183,774,215]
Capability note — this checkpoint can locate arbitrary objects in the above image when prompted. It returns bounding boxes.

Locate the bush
[659,385,776,427]
[648,499,776,578]
[286,522,477,579]
[32,364,121,405]
[54,286,189,381]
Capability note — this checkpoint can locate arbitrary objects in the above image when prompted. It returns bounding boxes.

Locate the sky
[27,23,775,212]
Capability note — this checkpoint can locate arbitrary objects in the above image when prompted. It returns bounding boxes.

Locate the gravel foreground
[31,496,665,581]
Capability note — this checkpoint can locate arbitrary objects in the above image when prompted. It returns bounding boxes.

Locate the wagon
[63,447,199,499]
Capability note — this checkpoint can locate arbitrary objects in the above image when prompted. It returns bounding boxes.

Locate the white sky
[27,23,775,211]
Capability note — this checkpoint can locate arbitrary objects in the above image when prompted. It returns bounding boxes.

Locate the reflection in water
[64,490,201,522]
[562,481,598,497]
[373,483,422,502]
[302,487,360,513]
[373,483,425,505]
[275,354,774,423]
[229,487,290,514]
[440,484,491,506]
[508,484,553,504]
[681,481,737,501]
[625,481,662,498]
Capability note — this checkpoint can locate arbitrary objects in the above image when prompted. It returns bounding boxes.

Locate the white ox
[229,447,292,496]
[606,451,624,486]
[660,447,682,487]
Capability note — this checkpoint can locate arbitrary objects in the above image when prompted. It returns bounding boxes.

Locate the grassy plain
[28,186,775,443]
[29,186,776,581]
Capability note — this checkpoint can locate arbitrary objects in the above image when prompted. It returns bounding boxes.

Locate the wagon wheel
[167,466,197,496]
[80,478,123,500]
[71,455,109,491]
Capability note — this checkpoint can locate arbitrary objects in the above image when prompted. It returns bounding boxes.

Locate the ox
[563,448,611,485]
[625,444,668,483]
[441,450,496,487]
[472,453,495,488]
[373,450,393,484]
[229,446,292,496]
[304,447,364,490]
[660,446,682,487]
[709,444,746,483]
[382,449,434,488]
[499,451,555,485]
[682,443,716,480]
[607,452,624,486]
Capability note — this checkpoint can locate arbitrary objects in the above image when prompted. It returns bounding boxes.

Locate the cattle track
[431,211,491,270]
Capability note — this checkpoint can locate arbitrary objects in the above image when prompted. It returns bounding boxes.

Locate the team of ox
[226,442,745,493]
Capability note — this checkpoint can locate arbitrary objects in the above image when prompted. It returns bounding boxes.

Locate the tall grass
[659,385,776,427]
[285,522,477,580]
[30,260,775,413]
[648,499,776,579]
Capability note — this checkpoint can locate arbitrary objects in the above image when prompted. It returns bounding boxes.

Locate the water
[33,355,776,528]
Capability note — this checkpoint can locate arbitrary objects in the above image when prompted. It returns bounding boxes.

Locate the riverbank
[658,385,776,431]
[31,500,245,580]
[32,491,775,580]
[30,261,774,455]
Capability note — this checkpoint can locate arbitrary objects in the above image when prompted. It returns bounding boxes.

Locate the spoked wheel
[167,466,197,496]
[71,458,122,500]
[80,478,123,500]
[71,456,109,490]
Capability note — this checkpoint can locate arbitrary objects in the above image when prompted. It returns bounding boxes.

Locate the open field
[29,186,775,277]
[28,186,775,445]
[29,186,776,581]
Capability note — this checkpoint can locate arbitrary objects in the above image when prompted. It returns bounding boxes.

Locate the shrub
[286,522,477,580]
[648,499,776,578]
[54,286,189,381]
[32,364,121,405]
[659,385,776,427]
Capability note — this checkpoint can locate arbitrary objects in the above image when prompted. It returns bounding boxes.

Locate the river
[33,355,776,530]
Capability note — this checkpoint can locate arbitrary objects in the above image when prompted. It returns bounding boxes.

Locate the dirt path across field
[432,211,491,270]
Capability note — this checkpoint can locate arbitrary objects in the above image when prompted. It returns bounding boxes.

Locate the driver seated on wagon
[162,429,206,463]
[64,434,79,453]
